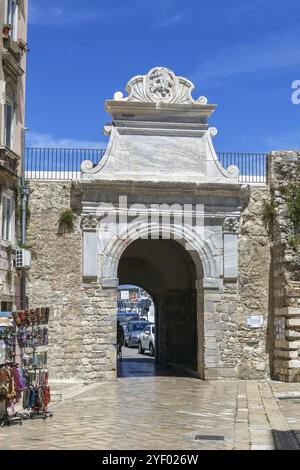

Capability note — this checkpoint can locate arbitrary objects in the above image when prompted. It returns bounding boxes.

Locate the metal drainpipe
[20,127,29,310]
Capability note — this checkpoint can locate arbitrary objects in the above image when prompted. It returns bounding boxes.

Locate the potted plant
[3,24,12,37]
[18,39,29,52]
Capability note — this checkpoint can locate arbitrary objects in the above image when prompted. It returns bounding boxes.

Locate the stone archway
[100,221,218,284]
[97,221,222,380]
[118,238,203,376]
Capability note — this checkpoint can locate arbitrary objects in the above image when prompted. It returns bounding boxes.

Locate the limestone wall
[27,181,116,382]
[205,186,271,380]
[237,186,271,379]
[27,180,272,382]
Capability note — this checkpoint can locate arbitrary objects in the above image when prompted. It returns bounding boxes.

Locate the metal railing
[25,148,106,180]
[217,152,268,184]
[25,148,268,183]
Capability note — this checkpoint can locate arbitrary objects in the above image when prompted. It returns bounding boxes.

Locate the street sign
[121,290,129,300]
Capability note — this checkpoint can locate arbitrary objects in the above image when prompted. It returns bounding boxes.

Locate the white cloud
[192,30,300,80]
[29,0,185,29]
[29,1,108,26]
[26,131,107,149]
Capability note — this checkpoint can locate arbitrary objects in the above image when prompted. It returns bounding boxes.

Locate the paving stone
[1,353,300,450]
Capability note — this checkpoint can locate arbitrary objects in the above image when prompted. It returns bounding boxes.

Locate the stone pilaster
[81,284,117,382]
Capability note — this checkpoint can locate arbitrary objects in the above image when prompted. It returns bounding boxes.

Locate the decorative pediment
[113,67,208,105]
[81,66,240,185]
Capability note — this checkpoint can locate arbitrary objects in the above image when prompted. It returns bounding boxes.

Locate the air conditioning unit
[15,248,32,269]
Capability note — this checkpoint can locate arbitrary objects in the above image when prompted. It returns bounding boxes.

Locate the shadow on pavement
[272,430,300,450]
[118,351,195,379]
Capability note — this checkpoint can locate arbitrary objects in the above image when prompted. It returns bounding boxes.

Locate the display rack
[0,313,24,427]
[13,307,53,421]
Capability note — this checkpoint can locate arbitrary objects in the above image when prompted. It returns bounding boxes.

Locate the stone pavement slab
[1,376,239,450]
[1,352,300,451]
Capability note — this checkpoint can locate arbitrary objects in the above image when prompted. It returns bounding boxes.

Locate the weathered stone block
[288,360,300,368]
[287,331,300,341]
[212,313,220,322]
[255,362,266,371]
[286,319,300,328]
[204,302,215,313]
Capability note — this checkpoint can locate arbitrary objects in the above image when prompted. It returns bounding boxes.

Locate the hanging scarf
[43,386,51,408]
[12,366,25,401]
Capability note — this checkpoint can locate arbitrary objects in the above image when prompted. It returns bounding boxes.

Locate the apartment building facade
[0,0,28,311]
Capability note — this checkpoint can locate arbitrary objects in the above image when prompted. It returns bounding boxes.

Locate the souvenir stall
[0,312,24,427]
[0,312,15,364]
[12,308,52,420]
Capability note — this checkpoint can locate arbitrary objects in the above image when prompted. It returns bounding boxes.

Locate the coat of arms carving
[146,67,175,102]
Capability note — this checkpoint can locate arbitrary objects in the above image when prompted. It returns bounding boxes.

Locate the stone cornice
[112,119,209,137]
[0,163,19,179]
[0,146,20,161]
[81,204,241,220]
[79,179,244,197]
[0,146,20,177]
[106,100,216,119]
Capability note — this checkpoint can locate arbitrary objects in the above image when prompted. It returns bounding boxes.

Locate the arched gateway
[78,67,243,381]
[27,67,274,383]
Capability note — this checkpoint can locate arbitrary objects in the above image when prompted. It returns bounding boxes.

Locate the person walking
[117,321,124,359]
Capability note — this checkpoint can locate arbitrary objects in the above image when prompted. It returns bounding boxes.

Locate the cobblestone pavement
[0,349,299,450]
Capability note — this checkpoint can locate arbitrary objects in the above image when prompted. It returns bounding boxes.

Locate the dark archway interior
[118,239,201,373]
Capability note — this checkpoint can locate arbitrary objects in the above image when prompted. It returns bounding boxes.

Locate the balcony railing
[25,148,268,184]
[25,148,106,181]
[218,152,268,184]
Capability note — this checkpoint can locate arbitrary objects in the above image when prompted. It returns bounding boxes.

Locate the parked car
[117,311,139,329]
[138,324,155,356]
[124,320,152,348]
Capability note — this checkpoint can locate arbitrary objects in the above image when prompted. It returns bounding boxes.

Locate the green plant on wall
[262,200,276,234]
[58,209,77,236]
[287,186,300,232]
[290,236,300,251]
[18,242,37,260]
[15,185,31,229]
[280,183,300,250]
[6,270,13,284]
[16,205,31,227]
[6,245,14,258]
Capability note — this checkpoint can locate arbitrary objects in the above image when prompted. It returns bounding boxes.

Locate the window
[6,0,18,41]
[4,84,15,150]
[4,103,14,149]
[1,301,13,312]
[1,193,13,241]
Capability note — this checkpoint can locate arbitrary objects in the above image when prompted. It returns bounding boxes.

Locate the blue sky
[26,0,300,152]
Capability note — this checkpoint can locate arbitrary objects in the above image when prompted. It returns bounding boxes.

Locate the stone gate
[26,67,299,383]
